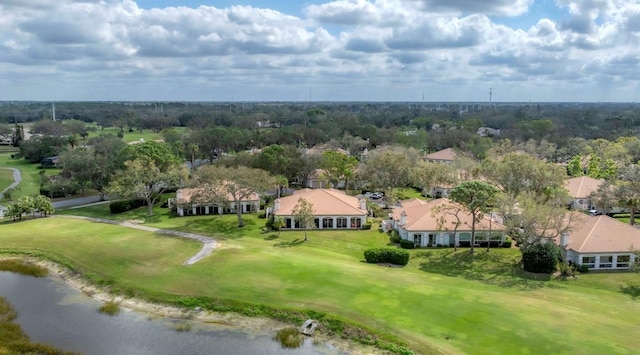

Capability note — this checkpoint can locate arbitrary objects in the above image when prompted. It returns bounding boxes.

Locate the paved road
[52,196,106,209]
[52,215,217,265]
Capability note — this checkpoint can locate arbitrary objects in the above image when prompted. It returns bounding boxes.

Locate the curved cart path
[0,167,22,208]
[52,215,216,265]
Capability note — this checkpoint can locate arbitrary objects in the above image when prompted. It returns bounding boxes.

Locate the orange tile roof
[176,186,260,204]
[423,148,457,162]
[564,214,640,253]
[392,198,505,232]
[563,176,604,198]
[275,188,366,216]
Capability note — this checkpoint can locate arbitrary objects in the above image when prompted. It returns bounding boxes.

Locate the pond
[0,272,347,355]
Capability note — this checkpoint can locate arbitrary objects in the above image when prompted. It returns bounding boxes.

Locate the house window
[314,218,320,228]
[336,217,348,228]
[599,255,613,269]
[458,233,471,247]
[286,218,292,229]
[582,256,596,269]
[323,218,334,228]
[350,218,361,228]
[475,233,487,242]
[414,234,422,247]
[617,255,631,268]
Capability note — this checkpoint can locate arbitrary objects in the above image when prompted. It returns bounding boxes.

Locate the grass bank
[0,259,71,355]
[1,214,640,354]
[0,168,15,193]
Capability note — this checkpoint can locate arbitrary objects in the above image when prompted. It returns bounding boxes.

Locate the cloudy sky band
[0,0,638,101]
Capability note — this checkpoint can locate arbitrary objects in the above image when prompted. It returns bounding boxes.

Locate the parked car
[588,209,602,216]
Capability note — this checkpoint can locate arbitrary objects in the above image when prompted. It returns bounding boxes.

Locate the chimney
[176,189,182,200]
[560,232,570,248]
[359,198,366,211]
[274,198,280,212]
[400,211,407,225]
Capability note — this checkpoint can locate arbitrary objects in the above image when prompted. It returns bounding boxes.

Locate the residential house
[273,188,367,230]
[560,214,640,270]
[564,176,604,210]
[476,127,501,137]
[388,198,507,247]
[173,186,260,217]
[422,148,457,164]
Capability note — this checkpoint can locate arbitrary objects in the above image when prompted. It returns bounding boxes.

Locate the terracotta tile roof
[399,198,429,208]
[423,148,457,162]
[563,176,604,198]
[564,214,640,253]
[176,186,260,204]
[275,188,366,216]
[392,198,505,232]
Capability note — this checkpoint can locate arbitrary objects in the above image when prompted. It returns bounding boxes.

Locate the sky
[0,0,639,102]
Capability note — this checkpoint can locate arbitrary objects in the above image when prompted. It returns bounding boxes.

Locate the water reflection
[0,272,346,355]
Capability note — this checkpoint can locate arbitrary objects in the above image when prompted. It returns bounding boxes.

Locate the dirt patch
[377,262,404,268]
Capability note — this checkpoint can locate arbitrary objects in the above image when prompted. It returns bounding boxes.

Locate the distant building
[422,148,457,164]
[40,156,59,168]
[564,176,604,210]
[476,127,501,137]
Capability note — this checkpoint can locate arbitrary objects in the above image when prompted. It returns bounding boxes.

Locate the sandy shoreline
[1,256,388,355]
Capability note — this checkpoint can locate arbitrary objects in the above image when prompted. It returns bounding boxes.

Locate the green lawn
[0,153,48,201]
[0,168,15,194]
[395,187,424,200]
[86,126,190,144]
[2,209,639,354]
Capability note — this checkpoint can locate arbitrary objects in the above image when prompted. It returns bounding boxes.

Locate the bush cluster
[502,237,512,248]
[389,231,401,244]
[109,199,145,214]
[522,242,562,273]
[399,239,415,249]
[363,248,410,266]
[362,222,372,230]
[39,182,80,198]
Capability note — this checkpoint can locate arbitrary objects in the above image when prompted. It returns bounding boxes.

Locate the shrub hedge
[363,248,410,266]
[502,237,512,248]
[399,239,415,249]
[390,231,401,244]
[109,199,145,214]
[522,242,562,273]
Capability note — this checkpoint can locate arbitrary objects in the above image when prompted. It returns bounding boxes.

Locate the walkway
[0,167,22,215]
[52,215,217,265]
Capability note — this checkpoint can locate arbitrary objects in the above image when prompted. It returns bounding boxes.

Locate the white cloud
[0,0,638,101]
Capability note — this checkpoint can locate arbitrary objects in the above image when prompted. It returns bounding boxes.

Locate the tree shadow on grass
[414,249,557,290]
[620,283,640,299]
[264,234,279,241]
[273,239,305,248]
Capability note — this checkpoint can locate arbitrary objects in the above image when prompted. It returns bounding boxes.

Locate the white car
[588,209,602,216]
